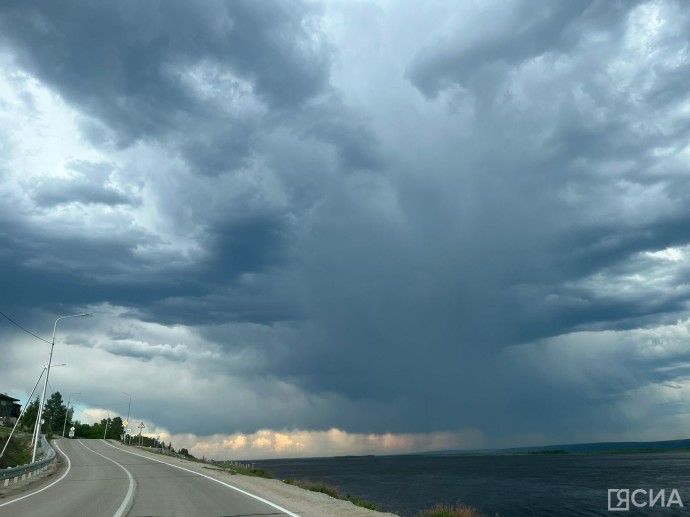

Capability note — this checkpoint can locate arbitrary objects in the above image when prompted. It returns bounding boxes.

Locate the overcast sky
[2,0,690,459]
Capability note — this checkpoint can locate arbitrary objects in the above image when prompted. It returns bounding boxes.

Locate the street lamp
[61,392,81,438]
[122,391,131,424]
[30,363,67,447]
[122,391,131,442]
[1,364,61,460]
[32,313,90,463]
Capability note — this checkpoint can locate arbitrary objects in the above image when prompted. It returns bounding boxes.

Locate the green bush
[0,432,32,469]
[418,502,495,517]
[285,479,343,498]
[215,462,273,478]
[346,495,378,510]
[283,479,378,510]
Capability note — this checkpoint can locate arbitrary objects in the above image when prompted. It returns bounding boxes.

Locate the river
[254,451,690,516]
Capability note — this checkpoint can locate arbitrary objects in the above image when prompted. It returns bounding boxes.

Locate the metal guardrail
[1,435,56,484]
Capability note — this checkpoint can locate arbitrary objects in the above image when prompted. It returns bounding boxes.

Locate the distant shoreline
[416,437,690,457]
[418,447,690,457]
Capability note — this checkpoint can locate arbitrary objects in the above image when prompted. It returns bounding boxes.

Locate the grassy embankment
[0,427,32,469]
[205,461,273,479]
[283,478,378,510]
[163,451,380,511]
[417,503,497,517]
[162,449,494,517]
[143,448,275,479]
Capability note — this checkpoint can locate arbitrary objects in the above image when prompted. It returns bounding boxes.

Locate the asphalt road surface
[0,438,298,517]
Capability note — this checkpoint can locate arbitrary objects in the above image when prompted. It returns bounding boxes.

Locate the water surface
[255,452,690,516]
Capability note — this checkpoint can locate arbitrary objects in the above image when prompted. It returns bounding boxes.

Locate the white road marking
[0,439,72,507]
[101,439,301,517]
[79,440,136,517]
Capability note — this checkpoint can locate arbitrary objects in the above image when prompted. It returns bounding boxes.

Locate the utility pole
[33,313,89,463]
[31,363,67,447]
[1,368,45,459]
[122,392,131,442]
[62,392,81,438]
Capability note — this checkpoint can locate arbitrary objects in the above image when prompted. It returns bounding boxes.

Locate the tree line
[21,392,131,441]
[17,391,182,453]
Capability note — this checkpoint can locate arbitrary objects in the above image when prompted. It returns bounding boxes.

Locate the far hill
[423,438,690,456]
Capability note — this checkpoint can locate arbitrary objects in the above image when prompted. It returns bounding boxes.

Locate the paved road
[0,439,298,517]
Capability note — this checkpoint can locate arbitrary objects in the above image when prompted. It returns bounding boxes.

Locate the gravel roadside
[2,439,402,516]
[106,440,402,517]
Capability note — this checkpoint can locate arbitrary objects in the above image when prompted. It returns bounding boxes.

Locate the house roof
[0,393,20,402]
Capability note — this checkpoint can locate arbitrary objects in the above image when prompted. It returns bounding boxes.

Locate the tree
[96,417,124,440]
[179,448,194,458]
[43,392,66,434]
[109,416,123,439]
[19,399,39,432]
[72,420,97,439]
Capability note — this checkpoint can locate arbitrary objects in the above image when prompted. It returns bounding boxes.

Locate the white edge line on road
[101,439,301,517]
[0,439,72,507]
[79,440,135,517]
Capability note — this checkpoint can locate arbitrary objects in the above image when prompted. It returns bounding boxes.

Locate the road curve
[0,438,298,517]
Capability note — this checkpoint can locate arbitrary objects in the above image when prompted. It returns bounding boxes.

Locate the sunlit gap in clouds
[171,428,486,460]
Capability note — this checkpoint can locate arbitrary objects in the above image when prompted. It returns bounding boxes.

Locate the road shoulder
[104,440,400,517]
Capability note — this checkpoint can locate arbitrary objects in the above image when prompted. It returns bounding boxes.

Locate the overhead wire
[34,374,126,424]
[72,405,118,422]
[0,310,52,344]
[2,311,123,427]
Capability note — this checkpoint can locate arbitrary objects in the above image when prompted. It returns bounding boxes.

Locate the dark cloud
[206,215,291,279]
[2,0,690,448]
[100,341,187,362]
[0,0,332,175]
[406,1,640,99]
[296,95,384,172]
[30,160,132,206]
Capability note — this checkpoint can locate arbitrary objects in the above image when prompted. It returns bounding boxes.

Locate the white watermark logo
[608,489,684,511]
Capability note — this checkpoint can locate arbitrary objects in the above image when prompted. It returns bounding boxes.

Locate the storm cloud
[2,0,690,457]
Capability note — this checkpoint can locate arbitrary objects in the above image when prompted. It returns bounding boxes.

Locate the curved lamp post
[32,313,90,463]
[0,364,61,459]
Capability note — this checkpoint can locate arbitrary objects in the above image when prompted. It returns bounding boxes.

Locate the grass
[0,429,32,469]
[283,479,379,510]
[417,502,497,517]
[211,462,273,478]
[189,458,273,479]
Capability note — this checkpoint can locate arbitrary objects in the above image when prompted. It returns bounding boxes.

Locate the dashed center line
[78,440,136,517]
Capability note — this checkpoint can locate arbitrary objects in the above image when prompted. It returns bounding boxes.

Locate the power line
[47,381,55,396]
[79,401,128,408]
[0,310,52,344]
[72,405,113,422]
[33,381,125,423]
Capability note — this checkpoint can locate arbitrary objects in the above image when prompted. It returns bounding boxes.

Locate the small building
[0,393,22,426]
